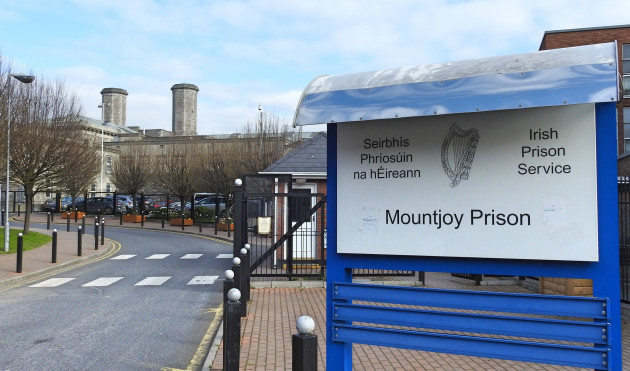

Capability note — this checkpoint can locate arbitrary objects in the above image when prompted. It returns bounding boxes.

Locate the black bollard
[224,289,241,371]
[119,212,123,226]
[82,215,86,234]
[66,212,70,232]
[94,222,99,250]
[50,210,54,222]
[77,226,82,256]
[181,213,185,231]
[141,211,144,227]
[240,248,250,303]
[101,218,105,245]
[1,209,4,226]
[161,213,164,229]
[198,217,202,233]
[16,233,23,273]
[222,270,235,368]
[97,209,101,221]
[292,316,318,371]
[47,212,51,230]
[52,229,58,263]
[74,209,78,223]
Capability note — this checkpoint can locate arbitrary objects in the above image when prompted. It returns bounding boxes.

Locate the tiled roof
[262,132,327,174]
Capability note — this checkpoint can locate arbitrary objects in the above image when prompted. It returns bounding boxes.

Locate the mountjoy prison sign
[337,104,597,261]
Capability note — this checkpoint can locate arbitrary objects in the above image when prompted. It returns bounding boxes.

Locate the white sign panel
[337,104,598,261]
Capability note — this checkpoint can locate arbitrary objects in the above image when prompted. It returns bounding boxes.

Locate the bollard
[141,211,145,227]
[161,213,165,228]
[16,233,23,273]
[240,247,250,304]
[223,270,235,368]
[94,222,99,250]
[77,226,82,256]
[74,209,78,222]
[120,212,123,226]
[52,229,58,263]
[82,215,86,234]
[224,288,241,371]
[292,315,318,371]
[101,218,105,245]
[181,213,185,231]
[47,212,51,230]
[232,257,247,317]
[244,244,251,302]
[198,216,202,233]
[17,204,20,217]
[50,210,54,222]
[66,212,70,232]
[97,209,101,221]
[1,209,4,226]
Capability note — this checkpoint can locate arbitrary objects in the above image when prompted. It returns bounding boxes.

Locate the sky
[1,0,629,135]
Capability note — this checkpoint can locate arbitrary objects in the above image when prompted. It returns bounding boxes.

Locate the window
[624,44,630,97]
[106,183,111,193]
[91,183,96,192]
[625,107,630,153]
[106,156,112,174]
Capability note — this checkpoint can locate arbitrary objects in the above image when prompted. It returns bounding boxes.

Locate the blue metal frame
[326,101,621,369]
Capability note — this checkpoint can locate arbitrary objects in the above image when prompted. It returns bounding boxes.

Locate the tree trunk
[23,186,34,234]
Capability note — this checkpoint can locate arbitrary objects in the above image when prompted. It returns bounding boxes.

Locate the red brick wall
[540,27,630,154]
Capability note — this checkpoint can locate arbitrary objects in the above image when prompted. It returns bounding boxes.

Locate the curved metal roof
[293,42,619,126]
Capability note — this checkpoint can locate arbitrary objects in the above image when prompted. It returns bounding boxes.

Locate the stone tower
[100,88,128,126]
[171,83,198,136]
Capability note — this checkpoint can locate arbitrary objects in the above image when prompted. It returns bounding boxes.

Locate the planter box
[170,218,193,226]
[123,214,146,223]
[217,222,234,231]
[62,211,86,220]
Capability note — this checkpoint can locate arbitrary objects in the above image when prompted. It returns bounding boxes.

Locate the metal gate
[240,175,326,279]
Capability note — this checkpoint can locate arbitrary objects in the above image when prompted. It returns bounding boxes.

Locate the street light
[5,73,35,252]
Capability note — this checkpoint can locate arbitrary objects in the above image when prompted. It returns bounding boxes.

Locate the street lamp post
[4,73,35,252]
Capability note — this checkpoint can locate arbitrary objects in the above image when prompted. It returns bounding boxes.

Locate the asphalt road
[0,226,233,370]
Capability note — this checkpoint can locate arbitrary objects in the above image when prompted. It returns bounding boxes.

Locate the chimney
[100,88,128,126]
[171,83,198,136]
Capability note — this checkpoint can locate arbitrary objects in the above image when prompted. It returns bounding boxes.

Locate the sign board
[337,104,598,261]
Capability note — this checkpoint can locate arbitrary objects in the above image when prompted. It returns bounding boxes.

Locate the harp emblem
[441,124,480,187]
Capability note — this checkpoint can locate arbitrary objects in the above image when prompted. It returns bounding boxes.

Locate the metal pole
[47,212,51,230]
[82,215,86,234]
[66,212,70,232]
[16,233,23,273]
[222,270,235,368]
[4,98,9,253]
[100,218,105,245]
[77,226,82,256]
[94,222,99,250]
[52,229,58,263]
[181,213,185,231]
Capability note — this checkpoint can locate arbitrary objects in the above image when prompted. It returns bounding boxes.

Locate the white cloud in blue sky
[1,0,629,134]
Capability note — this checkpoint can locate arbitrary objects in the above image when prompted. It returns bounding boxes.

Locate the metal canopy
[293,42,619,126]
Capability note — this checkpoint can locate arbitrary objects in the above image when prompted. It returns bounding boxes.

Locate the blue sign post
[294,42,622,370]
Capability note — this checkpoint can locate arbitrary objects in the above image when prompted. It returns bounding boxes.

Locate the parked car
[73,197,124,214]
[112,195,133,213]
[42,196,85,212]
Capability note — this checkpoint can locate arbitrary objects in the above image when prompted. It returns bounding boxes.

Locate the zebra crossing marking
[180,254,203,259]
[111,254,137,260]
[216,254,233,259]
[29,278,76,288]
[145,254,170,260]
[187,276,219,285]
[82,277,124,287]
[135,276,172,286]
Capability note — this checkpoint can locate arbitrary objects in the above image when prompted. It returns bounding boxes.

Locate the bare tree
[196,112,295,205]
[8,76,84,233]
[109,145,152,211]
[153,140,201,214]
[58,137,100,211]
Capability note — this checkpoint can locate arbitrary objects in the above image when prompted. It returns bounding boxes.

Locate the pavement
[1,212,629,370]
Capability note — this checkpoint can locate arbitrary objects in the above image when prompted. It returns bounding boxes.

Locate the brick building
[540,25,630,158]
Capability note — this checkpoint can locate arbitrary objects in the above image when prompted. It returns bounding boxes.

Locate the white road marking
[135,276,172,286]
[145,254,170,260]
[82,277,124,287]
[111,254,137,260]
[187,276,219,285]
[216,254,233,259]
[29,278,75,288]
[180,254,203,259]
